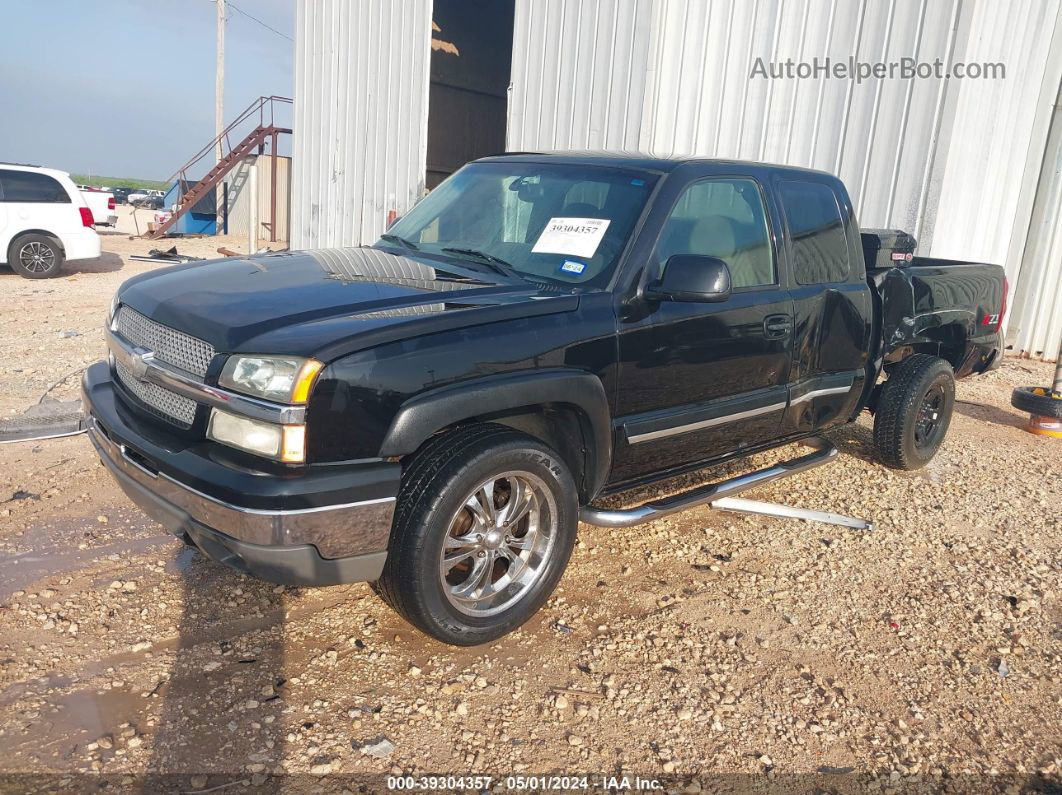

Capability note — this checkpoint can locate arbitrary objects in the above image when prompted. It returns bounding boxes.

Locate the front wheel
[873,354,956,470]
[375,424,578,645]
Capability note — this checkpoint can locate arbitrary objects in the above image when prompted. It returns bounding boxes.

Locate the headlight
[219,355,323,403]
[208,409,306,463]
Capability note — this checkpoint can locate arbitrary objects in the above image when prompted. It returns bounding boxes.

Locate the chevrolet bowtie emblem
[129,347,155,380]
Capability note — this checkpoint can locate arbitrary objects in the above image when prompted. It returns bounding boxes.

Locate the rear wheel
[9,234,64,279]
[873,354,955,470]
[375,424,578,645]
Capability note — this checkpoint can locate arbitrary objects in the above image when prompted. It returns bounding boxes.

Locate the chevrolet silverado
[82,153,1006,644]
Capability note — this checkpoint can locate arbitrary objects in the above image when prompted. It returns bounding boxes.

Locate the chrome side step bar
[579,437,873,531]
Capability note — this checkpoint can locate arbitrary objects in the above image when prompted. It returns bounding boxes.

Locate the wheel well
[414,405,596,503]
[6,230,64,261]
[884,344,962,374]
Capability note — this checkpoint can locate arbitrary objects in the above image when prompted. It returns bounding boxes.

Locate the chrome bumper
[87,416,395,562]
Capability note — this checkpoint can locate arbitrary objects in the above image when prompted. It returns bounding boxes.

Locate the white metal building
[292,0,1062,360]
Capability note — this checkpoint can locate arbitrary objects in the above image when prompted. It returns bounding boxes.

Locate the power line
[224,1,293,42]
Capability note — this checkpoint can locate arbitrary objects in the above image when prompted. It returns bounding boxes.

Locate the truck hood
[117,247,579,360]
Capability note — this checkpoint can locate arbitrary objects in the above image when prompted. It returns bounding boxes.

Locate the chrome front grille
[115,306,215,377]
[115,361,197,428]
[113,306,213,428]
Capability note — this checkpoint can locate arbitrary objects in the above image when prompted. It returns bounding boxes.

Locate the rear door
[773,177,873,436]
[610,168,794,485]
[0,169,77,242]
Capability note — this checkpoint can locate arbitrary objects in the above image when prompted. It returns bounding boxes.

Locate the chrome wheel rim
[19,241,55,273]
[440,470,557,617]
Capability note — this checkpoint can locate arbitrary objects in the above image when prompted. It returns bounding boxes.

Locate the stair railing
[163,96,292,190]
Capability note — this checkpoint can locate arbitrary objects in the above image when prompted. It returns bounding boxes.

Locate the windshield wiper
[379,233,419,250]
[440,247,522,279]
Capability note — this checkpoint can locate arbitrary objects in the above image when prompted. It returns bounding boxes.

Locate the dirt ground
[0,221,1058,792]
[0,204,273,419]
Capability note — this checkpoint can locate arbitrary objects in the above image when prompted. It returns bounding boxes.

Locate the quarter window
[778,181,850,284]
[656,178,775,288]
[0,170,70,203]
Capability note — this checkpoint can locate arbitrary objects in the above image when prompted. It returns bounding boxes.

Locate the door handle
[764,314,792,338]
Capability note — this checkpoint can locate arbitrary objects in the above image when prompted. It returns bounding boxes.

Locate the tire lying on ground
[1010,386,1062,418]
[375,423,578,646]
[873,354,956,470]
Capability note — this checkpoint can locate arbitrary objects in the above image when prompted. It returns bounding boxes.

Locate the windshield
[377,162,657,286]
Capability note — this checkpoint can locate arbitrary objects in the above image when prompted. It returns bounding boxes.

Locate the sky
[0,0,294,180]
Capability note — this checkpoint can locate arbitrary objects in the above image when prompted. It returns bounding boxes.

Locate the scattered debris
[4,490,39,503]
[129,246,205,264]
[354,737,395,758]
[0,398,85,444]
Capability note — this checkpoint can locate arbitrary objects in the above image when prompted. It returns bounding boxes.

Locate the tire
[873,354,956,470]
[376,423,579,646]
[1011,386,1062,419]
[9,234,65,279]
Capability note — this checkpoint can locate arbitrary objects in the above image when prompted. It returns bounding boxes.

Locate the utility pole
[215,0,226,232]
[215,0,225,164]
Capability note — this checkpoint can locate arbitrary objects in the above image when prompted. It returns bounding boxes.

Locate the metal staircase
[149,96,291,240]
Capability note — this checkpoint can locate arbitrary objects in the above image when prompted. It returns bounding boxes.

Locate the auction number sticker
[532,217,611,258]
[387,776,494,790]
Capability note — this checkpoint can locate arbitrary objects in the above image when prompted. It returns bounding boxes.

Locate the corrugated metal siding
[508,0,1062,356]
[507,0,654,151]
[928,0,1060,266]
[1010,76,1062,360]
[291,0,432,249]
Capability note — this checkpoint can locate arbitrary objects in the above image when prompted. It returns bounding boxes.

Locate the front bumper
[82,361,399,585]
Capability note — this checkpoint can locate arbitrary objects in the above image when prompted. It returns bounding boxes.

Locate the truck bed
[871,256,1006,376]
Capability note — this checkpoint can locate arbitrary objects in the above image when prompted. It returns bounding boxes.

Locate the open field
[70,175,169,192]
[0,226,1058,790]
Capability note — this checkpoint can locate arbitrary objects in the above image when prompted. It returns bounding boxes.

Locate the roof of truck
[477,150,836,177]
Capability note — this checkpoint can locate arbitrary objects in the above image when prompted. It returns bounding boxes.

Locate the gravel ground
[0,229,1058,792]
[0,204,263,419]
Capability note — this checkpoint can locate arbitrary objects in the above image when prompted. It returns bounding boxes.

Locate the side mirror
[646,255,732,303]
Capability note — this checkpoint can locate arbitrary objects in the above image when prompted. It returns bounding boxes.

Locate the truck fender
[379,368,612,499]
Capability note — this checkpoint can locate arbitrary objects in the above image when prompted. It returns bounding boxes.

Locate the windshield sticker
[532,217,611,258]
[559,260,586,275]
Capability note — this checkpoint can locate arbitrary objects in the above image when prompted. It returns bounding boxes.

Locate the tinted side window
[0,170,71,203]
[778,181,849,284]
[657,178,775,288]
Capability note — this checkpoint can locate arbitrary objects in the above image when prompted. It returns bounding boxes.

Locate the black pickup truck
[83,153,1006,644]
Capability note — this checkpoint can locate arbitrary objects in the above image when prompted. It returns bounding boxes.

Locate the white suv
[0,164,102,278]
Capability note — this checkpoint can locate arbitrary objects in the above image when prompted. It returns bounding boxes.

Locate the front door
[610,175,793,485]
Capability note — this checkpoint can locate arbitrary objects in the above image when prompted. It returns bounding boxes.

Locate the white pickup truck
[78,188,117,227]
[128,189,165,208]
